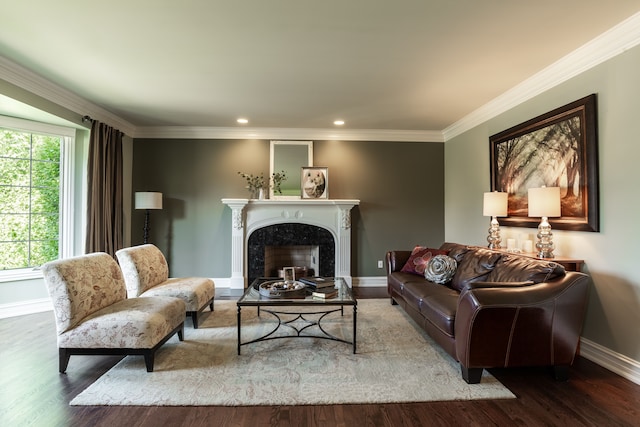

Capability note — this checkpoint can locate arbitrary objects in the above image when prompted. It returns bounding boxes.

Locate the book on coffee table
[311,287,339,299]
[299,277,336,289]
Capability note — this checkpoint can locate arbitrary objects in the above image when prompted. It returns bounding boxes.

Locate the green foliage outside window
[0,128,60,270]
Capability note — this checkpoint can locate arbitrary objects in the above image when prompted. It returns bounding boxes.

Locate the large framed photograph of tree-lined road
[490,94,599,232]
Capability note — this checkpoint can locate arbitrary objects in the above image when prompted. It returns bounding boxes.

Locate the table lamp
[135,192,163,244]
[528,186,561,258]
[483,191,508,249]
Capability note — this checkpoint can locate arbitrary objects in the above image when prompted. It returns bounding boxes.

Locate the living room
[1,2,640,426]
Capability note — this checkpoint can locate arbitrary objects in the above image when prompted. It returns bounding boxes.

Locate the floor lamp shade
[135,192,162,244]
[135,192,163,210]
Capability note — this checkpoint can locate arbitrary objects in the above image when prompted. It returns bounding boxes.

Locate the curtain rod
[82,115,124,136]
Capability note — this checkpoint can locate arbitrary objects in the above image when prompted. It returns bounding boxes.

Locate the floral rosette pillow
[424,254,458,285]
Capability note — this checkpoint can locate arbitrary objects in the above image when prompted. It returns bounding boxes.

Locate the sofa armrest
[455,271,589,370]
[385,250,412,274]
[463,280,534,290]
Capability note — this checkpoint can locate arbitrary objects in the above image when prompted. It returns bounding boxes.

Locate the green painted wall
[132,138,445,278]
[445,44,640,362]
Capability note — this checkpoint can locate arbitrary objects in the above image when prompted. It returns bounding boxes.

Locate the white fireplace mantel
[222,198,360,293]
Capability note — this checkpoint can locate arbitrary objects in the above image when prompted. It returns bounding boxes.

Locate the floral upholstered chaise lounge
[42,252,186,373]
[116,244,215,328]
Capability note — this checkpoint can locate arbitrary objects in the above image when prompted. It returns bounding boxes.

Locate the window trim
[0,116,76,281]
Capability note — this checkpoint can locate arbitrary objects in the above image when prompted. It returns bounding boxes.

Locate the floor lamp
[135,192,163,244]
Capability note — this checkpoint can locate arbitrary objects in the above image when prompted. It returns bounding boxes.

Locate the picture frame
[301,167,328,199]
[489,94,599,232]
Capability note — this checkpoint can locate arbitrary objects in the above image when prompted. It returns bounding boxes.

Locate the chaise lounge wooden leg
[191,311,199,329]
[178,323,184,341]
[59,348,71,374]
[144,351,155,372]
[461,366,483,384]
[210,297,214,311]
[390,297,398,305]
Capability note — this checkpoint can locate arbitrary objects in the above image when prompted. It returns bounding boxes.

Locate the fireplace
[221,198,359,294]
[248,223,335,285]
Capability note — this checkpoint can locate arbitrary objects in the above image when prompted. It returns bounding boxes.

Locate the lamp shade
[528,187,560,217]
[483,191,508,217]
[135,192,163,210]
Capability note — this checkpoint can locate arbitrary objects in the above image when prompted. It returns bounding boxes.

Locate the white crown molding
[0,56,137,135]
[4,11,640,143]
[133,125,444,142]
[0,56,442,143]
[442,11,640,141]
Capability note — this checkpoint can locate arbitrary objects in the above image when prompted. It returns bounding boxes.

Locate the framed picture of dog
[301,167,328,199]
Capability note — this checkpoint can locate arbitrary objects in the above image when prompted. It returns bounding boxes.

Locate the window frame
[0,116,76,282]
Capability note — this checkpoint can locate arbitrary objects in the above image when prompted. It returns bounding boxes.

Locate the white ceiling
[1,1,640,137]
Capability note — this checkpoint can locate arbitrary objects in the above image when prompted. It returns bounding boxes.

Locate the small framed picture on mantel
[301,167,328,199]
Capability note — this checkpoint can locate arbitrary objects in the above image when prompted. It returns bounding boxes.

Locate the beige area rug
[70,299,515,406]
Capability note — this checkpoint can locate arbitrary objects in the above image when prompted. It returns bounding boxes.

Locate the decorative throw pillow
[424,254,458,285]
[401,246,449,276]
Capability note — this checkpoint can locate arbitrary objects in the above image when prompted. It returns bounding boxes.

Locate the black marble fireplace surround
[247,223,335,285]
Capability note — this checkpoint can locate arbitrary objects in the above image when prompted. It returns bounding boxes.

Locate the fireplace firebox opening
[247,223,335,285]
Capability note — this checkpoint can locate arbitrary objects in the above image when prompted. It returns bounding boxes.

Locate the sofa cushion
[449,248,502,292]
[400,279,459,337]
[419,292,458,337]
[439,242,470,262]
[485,254,565,283]
[424,255,457,285]
[140,277,215,311]
[401,246,449,276]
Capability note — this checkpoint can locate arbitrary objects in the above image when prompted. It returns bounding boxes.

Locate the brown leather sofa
[386,242,589,384]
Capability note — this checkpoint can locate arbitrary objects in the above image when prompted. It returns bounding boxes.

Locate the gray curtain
[85,121,123,256]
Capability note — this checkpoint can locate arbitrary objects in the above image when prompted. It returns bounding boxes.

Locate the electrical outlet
[377,260,384,269]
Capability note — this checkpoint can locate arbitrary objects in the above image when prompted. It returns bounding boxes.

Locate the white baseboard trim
[3,283,638,387]
[580,337,640,385]
[352,276,387,287]
[0,298,52,319]
[0,276,388,318]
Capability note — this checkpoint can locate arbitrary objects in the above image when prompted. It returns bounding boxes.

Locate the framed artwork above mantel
[489,94,599,232]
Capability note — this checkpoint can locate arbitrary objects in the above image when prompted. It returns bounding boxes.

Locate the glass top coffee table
[236,277,357,355]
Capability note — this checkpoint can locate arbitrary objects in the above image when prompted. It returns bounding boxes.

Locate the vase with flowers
[238,170,287,199]
[270,170,287,196]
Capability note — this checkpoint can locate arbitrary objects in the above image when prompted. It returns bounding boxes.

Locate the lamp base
[486,217,502,250]
[535,216,555,259]
[143,209,151,244]
[536,250,555,259]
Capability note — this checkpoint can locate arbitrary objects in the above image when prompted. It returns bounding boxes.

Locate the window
[0,117,75,275]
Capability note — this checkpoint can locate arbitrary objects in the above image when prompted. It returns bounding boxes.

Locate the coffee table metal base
[237,305,357,355]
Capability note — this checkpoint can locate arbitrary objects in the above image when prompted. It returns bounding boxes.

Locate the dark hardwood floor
[2,287,639,427]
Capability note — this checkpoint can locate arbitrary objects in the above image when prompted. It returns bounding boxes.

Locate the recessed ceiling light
[237,118,249,124]
[333,120,345,126]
